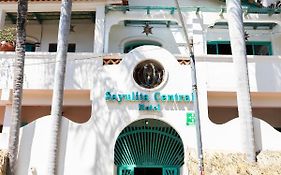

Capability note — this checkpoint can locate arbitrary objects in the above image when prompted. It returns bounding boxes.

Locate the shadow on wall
[16,116,70,175]
[17,122,35,175]
[208,106,281,132]
[208,106,281,151]
[0,58,13,89]
[21,106,91,125]
[64,57,100,89]
[90,65,134,175]
[43,56,56,89]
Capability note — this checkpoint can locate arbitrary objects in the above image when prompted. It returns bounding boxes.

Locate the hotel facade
[0,0,281,174]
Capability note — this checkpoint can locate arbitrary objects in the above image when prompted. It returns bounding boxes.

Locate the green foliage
[0,27,16,43]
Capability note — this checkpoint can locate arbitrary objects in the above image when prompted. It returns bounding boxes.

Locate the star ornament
[70,25,75,33]
[142,23,153,36]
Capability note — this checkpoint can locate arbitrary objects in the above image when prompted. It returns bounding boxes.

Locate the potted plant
[0,27,16,51]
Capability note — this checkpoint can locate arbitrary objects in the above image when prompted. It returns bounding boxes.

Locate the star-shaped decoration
[70,25,75,33]
[244,30,250,41]
[142,23,153,36]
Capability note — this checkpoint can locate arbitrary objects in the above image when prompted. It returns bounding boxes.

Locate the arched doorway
[114,119,184,175]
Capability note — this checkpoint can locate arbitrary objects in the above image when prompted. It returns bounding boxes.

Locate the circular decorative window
[133,60,165,89]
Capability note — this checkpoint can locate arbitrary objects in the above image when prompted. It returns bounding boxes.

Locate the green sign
[186,112,196,126]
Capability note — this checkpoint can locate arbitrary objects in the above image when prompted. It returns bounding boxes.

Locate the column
[2,105,11,134]
[0,105,11,149]
[261,0,269,7]
[192,14,205,56]
[0,9,6,29]
[170,27,189,56]
[94,5,105,54]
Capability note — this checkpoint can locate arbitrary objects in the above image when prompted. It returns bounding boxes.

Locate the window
[25,43,36,52]
[207,41,272,55]
[133,60,165,89]
[48,43,76,52]
[124,40,161,53]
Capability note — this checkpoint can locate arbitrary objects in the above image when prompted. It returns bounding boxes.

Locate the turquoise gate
[114,119,184,175]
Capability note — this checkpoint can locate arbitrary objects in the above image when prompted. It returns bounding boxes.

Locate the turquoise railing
[105,5,281,15]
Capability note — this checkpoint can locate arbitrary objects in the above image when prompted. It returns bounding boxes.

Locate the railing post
[94,5,105,54]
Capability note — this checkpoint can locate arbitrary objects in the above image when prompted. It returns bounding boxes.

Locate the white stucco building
[0,0,281,174]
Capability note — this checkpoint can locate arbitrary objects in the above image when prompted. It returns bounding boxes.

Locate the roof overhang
[5,11,96,24]
[209,21,278,30]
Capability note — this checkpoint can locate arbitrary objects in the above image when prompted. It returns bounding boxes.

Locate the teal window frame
[25,43,36,52]
[207,41,272,55]
[124,40,162,53]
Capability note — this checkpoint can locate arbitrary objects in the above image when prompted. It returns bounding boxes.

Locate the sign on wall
[105,91,193,111]
[186,111,196,126]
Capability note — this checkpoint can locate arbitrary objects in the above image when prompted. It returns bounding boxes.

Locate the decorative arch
[26,35,39,44]
[124,40,162,53]
[120,36,164,53]
[114,118,184,175]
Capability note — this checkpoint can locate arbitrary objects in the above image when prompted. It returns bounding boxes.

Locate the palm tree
[47,0,72,174]
[226,0,256,162]
[8,0,28,174]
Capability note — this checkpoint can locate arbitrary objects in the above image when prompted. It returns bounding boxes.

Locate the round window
[133,60,165,89]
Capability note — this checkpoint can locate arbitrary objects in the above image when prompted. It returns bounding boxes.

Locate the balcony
[196,55,281,92]
[0,52,281,92]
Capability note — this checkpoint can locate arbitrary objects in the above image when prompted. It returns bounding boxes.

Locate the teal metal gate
[114,119,184,175]
[118,166,134,175]
[118,166,179,175]
[163,167,178,175]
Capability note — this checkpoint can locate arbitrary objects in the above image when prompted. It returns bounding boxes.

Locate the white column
[0,9,6,29]
[0,105,11,149]
[192,14,205,55]
[170,27,188,56]
[261,0,269,7]
[2,105,12,134]
[94,5,105,54]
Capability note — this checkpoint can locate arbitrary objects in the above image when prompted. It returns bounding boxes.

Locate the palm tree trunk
[48,0,72,174]
[8,0,28,174]
[226,0,256,162]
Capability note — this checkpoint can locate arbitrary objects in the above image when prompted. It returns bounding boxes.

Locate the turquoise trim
[105,5,281,14]
[124,40,161,53]
[117,128,183,143]
[221,0,262,7]
[207,41,272,55]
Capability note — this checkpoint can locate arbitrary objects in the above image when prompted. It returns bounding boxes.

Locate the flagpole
[174,0,204,174]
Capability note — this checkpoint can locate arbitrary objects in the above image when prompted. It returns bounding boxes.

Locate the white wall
[0,53,103,90]
[13,46,281,175]
[272,24,281,55]
[108,24,182,54]
[26,20,94,52]
[15,46,196,175]
[206,28,272,42]
[198,55,281,92]
[2,54,281,92]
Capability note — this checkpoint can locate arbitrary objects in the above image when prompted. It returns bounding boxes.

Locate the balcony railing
[1,52,280,92]
[105,5,281,15]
